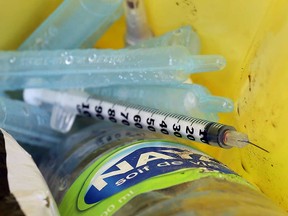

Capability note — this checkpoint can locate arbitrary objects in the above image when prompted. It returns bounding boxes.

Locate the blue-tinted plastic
[0,97,65,147]
[19,0,124,50]
[87,83,234,121]
[130,26,200,55]
[0,46,225,90]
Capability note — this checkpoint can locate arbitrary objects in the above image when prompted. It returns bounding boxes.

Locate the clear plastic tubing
[87,83,234,121]
[0,46,226,90]
[18,0,124,50]
[129,25,200,55]
[0,97,64,147]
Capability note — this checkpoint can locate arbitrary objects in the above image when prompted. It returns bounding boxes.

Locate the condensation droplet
[88,54,97,63]
[65,56,74,65]
[9,57,16,64]
[61,51,68,57]
[104,78,110,83]
[102,57,108,63]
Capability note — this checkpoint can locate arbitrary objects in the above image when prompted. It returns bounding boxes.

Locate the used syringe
[24,89,260,149]
[25,84,232,132]
[87,83,234,122]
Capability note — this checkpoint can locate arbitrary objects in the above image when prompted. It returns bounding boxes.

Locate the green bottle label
[59,141,250,216]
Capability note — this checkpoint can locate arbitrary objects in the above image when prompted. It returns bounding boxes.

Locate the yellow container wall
[0,0,63,50]
[144,0,288,209]
[1,0,288,211]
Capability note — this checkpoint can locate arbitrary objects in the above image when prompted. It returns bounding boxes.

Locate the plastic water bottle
[40,122,288,216]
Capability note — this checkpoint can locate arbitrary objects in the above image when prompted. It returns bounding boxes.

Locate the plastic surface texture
[88,83,233,121]
[1,0,288,211]
[130,26,200,55]
[0,47,225,90]
[0,97,64,147]
[18,0,123,50]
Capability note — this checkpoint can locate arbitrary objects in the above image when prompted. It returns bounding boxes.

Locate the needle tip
[249,142,270,153]
[238,140,270,153]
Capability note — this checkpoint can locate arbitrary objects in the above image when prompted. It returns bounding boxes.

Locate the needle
[238,140,270,153]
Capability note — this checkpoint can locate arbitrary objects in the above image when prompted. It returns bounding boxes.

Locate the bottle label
[59,141,248,216]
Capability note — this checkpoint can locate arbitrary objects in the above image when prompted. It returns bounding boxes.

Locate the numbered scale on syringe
[76,96,236,149]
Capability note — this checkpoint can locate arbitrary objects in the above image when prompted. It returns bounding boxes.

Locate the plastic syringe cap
[223,130,250,148]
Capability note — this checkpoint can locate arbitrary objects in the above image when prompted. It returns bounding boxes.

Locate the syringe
[24,89,262,150]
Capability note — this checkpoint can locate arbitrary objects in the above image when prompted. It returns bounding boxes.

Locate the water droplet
[222,101,234,111]
[9,57,16,64]
[118,75,123,79]
[169,74,175,79]
[65,56,74,65]
[103,57,109,63]
[88,54,97,63]
[61,51,68,57]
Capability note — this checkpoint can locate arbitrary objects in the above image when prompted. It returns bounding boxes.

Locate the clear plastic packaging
[19,0,124,50]
[0,46,225,90]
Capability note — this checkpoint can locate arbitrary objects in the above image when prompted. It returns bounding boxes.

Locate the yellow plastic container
[1,0,288,211]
